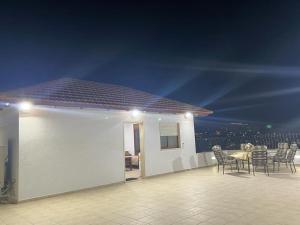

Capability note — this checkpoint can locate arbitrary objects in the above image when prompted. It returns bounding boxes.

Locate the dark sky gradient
[1,1,300,125]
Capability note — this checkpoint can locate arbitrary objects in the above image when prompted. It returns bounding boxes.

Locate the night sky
[1,1,300,126]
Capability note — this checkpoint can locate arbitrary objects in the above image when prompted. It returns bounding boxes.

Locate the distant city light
[231,122,248,126]
[18,101,33,112]
[195,123,300,152]
[266,124,272,129]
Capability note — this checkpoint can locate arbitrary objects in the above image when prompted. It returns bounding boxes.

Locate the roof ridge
[58,78,201,108]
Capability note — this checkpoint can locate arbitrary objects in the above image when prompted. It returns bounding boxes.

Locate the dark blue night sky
[1,1,300,125]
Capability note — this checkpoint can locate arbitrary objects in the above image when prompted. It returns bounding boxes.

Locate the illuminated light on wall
[18,101,33,112]
[131,109,141,117]
[211,156,216,160]
[185,112,193,119]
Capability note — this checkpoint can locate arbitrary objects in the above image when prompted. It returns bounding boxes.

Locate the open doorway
[124,123,142,181]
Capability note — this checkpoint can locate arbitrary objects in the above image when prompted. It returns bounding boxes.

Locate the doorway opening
[123,123,142,181]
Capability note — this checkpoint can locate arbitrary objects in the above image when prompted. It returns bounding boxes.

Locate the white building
[0,78,213,202]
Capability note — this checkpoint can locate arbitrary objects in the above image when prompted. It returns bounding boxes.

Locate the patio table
[230,151,251,174]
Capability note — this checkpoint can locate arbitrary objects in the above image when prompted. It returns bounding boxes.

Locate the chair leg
[236,160,239,173]
[217,163,219,172]
[273,161,275,172]
[230,163,232,172]
[266,164,269,176]
[242,161,244,169]
[278,162,280,171]
[252,165,255,176]
[290,163,294,174]
[223,164,225,175]
[293,161,296,173]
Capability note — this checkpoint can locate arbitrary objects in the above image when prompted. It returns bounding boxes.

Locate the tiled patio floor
[1,166,300,225]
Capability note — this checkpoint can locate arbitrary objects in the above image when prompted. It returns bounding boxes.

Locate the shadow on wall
[198,152,216,167]
[189,155,197,169]
[172,157,184,172]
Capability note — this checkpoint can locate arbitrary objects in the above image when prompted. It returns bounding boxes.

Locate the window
[159,122,180,149]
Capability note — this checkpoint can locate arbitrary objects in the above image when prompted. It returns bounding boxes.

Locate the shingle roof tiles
[0,78,212,116]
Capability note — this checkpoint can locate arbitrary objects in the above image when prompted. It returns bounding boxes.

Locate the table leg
[248,158,250,174]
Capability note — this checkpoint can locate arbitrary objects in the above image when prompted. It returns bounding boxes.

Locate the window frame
[159,122,181,150]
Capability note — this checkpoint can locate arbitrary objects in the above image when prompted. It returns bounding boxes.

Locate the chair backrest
[212,145,221,151]
[254,145,262,150]
[287,148,297,162]
[278,142,288,149]
[245,143,254,152]
[275,148,288,159]
[252,150,267,166]
[290,143,298,150]
[212,148,224,164]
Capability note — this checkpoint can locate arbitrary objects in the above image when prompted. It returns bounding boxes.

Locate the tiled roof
[0,78,212,116]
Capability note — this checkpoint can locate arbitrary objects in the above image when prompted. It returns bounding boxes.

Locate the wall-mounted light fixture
[131,109,141,117]
[184,112,193,119]
[18,101,33,112]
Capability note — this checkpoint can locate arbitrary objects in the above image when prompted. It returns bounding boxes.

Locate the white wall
[9,104,300,202]
[143,113,202,176]
[18,107,126,201]
[17,106,216,201]
[0,128,7,188]
[123,123,135,155]
[0,108,19,202]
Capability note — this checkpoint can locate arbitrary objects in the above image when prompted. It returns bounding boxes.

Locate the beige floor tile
[0,166,299,225]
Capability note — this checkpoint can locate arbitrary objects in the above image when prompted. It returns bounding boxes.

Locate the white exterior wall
[0,108,19,202]
[18,107,127,201]
[16,106,215,201]
[143,113,209,176]
[12,104,300,201]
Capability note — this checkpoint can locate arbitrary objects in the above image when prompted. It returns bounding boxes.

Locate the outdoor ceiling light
[185,112,193,118]
[131,109,141,117]
[18,101,33,112]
